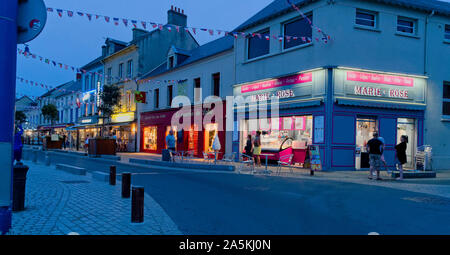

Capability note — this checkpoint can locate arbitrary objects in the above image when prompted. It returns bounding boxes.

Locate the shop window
[240,116,313,153]
[445,25,450,40]
[284,14,312,49]
[212,73,220,97]
[247,29,270,60]
[143,126,157,151]
[397,17,416,34]
[443,81,450,116]
[397,118,416,169]
[84,75,90,91]
[356,117,378,151]
[204,123,219,153]
[355,9,377,28]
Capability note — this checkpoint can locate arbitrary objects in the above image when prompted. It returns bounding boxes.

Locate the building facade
[231,0,450,170]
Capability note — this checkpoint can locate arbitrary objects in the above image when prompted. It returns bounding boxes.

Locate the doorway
[355,117,378,169]
[397,118,416,170]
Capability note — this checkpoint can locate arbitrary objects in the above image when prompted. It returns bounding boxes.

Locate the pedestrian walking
[62,134,67,150]
[378,136,388,173]
[166,130,176,162]
[244,134,253,159]
[395,135,408,180]
[212,133,221,161]
[253,131,262,167]
[84,134,90,153]
[366,131,383,180]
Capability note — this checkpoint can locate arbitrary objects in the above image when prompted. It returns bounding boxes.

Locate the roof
[80,55,103,70]
[143,36,234,78]
[55,80,82,98]
[234,0,450,31]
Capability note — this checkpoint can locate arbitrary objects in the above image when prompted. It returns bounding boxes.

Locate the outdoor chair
[238,153,255,174]
[202,152,213,165]
[276,154,294,175]
[220,152,237,165]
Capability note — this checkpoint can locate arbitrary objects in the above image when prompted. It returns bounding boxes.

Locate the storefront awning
[336,97,426,110]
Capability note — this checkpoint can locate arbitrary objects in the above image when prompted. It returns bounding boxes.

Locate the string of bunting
[46,6,330,43]
[286,0,330,42]
[17,48,182,86]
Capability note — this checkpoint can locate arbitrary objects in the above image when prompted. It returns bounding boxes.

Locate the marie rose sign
[354,86,409,99]
[349,71,412,99]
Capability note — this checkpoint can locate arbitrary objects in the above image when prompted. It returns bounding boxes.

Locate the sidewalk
[7,160,182,235]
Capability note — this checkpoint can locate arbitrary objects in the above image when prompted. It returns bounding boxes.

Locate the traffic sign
[17,0,47,44]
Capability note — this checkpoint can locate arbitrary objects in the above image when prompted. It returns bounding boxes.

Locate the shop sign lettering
[241,73,312,93]
[347,71,414,87]
[354,86,409,99]
[250,89,295,102]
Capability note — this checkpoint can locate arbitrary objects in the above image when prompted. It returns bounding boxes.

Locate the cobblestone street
[7,160,181,235]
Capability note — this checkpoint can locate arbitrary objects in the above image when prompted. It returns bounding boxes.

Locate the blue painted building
[231,0,450,170]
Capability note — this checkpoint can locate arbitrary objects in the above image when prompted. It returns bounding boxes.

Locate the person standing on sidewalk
[244,134,253,159]
[166,130,176,162]
[395,135,408,180]
[62,134,67,150]
[378,136,389,173]
[366,131,383,180]
[84,134,90,153]
[253,131,262,168]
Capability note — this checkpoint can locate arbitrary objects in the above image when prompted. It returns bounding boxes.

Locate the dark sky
[16,0,273,99]
[15,0,450,99]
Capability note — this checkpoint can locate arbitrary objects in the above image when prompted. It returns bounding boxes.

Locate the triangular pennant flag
[123,19,128,27]
[86,14,92,21]
[141,21,147,29]
[192,28,196,34]
[131,20,137,28]
[67,11,73,17]
[105,16,110,23]
[175,26,180,32]
[167,26,172,32]
[57,9,63,17]
[47,8,53,12]
[208,29,214,36]
[158,24,163,30]
[113,18,119,25]
[77,12,84,17]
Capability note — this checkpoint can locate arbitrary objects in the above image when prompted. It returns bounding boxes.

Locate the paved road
[25,150,450,235]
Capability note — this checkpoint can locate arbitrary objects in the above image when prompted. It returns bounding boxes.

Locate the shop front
[140,103,226,158]
[331,68,427,170]
[232,69,327,166]
[108,112,137,152]
[75,116,100,150]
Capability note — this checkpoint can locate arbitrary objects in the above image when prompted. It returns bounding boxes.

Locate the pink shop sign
[347,71,414,87]
[241,72,313,93]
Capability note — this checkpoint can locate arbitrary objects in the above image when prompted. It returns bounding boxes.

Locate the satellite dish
[17,0,47,44]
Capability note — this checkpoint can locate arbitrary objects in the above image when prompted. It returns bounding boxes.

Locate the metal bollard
[45,152,50,166]
[131,186,144,223]
[121,173,131,198]
[109,166,116,186]
[12,163,30,212]
[310,170,314,176]
[32,150,37,163]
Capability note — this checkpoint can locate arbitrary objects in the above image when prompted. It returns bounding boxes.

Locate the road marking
[67,232,80,235]
[368,232,380,235]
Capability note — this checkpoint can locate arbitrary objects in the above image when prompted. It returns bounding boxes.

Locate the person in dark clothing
[14,125,24,163]
[62,134,67,149]
[366,131,383,180]
[395,135,408,180]
[244,135,253,159]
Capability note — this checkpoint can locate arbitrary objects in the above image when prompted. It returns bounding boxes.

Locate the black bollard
[109,166,116,186]
[310,170,314,176]
[121,173,131,198]
[131,186,144,223]
[12,163,30,212]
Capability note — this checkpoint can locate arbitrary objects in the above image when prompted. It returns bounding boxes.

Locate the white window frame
[397,16,416,35]
[355,9,377,28]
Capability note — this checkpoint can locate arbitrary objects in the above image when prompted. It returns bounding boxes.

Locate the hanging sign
[17,0,47,44]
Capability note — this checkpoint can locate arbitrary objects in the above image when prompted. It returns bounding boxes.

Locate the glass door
[356,117,378,169]
[397,118,416,170]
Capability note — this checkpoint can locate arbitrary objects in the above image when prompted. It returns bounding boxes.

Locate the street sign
[17,0,47,44]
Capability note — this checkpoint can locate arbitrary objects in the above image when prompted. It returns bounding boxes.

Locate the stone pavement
[7,160,182,235]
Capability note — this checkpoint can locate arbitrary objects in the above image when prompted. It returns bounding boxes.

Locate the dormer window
[169,56,175,69]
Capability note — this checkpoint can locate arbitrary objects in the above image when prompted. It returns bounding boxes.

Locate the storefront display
[143,126,158,151]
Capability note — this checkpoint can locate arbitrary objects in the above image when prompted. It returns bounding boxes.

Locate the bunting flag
[45,6,331,44]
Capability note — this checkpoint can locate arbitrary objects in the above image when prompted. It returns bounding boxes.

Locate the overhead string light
[17,48,182,86]
[46,6,326,43]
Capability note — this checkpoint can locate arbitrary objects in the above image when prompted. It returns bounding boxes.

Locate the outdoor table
[259,153,272,174]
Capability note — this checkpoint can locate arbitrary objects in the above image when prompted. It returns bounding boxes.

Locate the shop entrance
[397,118,416,170]
[355,117,378,169]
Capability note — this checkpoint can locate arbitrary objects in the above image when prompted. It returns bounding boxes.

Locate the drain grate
[60,180,90,184]
[402,197,450,206]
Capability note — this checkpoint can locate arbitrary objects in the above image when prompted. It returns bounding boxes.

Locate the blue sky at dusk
[15,0,450,99]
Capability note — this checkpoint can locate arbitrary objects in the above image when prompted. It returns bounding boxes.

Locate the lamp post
[0,0,19,235]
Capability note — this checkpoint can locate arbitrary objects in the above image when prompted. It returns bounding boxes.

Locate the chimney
[167,6,187,27]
